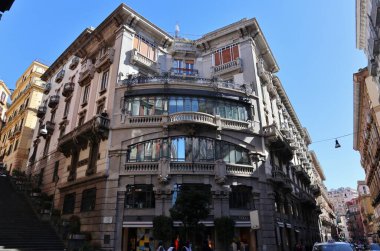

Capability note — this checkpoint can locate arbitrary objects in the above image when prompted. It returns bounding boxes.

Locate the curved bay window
[125,96,249,122]
[229,185,254,209]
[125,184,155,209]
[127,137,250,165]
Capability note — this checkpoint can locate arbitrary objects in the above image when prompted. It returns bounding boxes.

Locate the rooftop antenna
[175,23,180,38]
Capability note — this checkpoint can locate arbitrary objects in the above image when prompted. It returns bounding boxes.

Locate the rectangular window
[100,70,109,91]
[64,99,71,118]
[229,185,253,209]
[97,103,105,115]
[82,85,90,104]
[43,137,50,157]
[214,44,239,66]
[125,184,155,209]
[133,35,156,61]
[51,110,56,122]
[14,140,19,151]
[78,113,86,126]
[62,193,76,214]
[81,188,96,212]
[52,161,59,182]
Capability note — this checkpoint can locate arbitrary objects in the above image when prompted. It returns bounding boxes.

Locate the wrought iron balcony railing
[62,82,75,97]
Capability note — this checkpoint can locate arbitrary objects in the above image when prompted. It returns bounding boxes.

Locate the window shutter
[214,52,221,66]
[222,47,232,64]
[133,37,139,49]
[232,45,239,60]
[140,40,149,58]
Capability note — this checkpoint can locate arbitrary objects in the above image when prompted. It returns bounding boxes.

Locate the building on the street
[355,0,380,240]
[0,80,11,122]
[309,151,337,241]
[27,4,321,251]
[357,180,376,243]
[328,187,359,240]
[346,198,366,242]
[353,67,380,240]
[0,61,48,173]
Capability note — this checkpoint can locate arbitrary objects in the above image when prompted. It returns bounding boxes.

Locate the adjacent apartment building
[310,151,337,242]
[0,80,11,121]
[27,4,321,251]
[0,61,48,172]
[357,180,376,242]
[355,0,380,242]
[346,198,365,242]
[328,187,359,240]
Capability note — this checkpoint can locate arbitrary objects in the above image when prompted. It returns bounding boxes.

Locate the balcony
[95,48,115,72]
[311,184,321,196]
[168,112,216,127]
[294,165,311,184]
[62,82,75,97]
[78,62,95,86]
[170,39,197,57]
[69,57,80,70]
[46,121,55,134]
[122,74,246,93]
[170,68,199,77]
[43,83,51,95]
[170,162,214,174]
[130,48,158,74]
[55,70,65,83]
[36,106,47,118]
[271,167,286,186]
[262,124,294,160]
[48,95,60,108]
[283,176,293,192]
[58,115,110,156]
[212,58,242,77]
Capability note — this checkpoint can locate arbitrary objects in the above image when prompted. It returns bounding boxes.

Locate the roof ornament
[175,23,180,38]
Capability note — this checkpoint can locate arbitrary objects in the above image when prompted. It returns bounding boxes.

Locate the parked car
[367,243,380,250]
[313,241,355,251]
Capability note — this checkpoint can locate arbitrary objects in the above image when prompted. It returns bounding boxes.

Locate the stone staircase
[0,176,65,251]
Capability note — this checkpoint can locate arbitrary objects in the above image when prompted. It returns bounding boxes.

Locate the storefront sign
[250,210,260,229]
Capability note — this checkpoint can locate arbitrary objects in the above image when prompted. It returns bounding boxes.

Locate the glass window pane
[177,137,185,161]
[152,140,158,160]
[225,105,232,119]
[171,138,177,160]
[222,144,230,162]
[206,139,214,161]
[236,150,242,164]
[155,97,163,115]
[231,106,238,120]
[185,137,192,161]
[199,99,206,113]
[147,98,155,115]
[200,138,207,161]
[137,144,144,161]
[162,139,169,158]
[192,98,198,112]
[177,98,184,112]
[145,141,152,161]
[130,146,137,161]
[169,97,176,114]
[241,151,249,164]
[184,97,192,112]
[229,147,236,164]
[206,100,214,115]
[132,99,140,116]
[192,138,199,161]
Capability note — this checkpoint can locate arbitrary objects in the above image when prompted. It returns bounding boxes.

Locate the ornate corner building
[26,4,324,251]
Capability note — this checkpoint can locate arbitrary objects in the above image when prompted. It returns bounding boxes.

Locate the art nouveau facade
[0,61,48,172]
[27,4,321,251]
[309,151,337,242]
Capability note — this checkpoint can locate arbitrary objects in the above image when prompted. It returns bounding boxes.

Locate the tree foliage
[214,216,235,251]
[170,184,211,230]
[153,215,173,243]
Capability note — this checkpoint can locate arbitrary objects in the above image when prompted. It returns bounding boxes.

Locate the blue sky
[0,0,366,189]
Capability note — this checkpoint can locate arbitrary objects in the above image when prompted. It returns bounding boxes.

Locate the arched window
[127,137,250,165]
